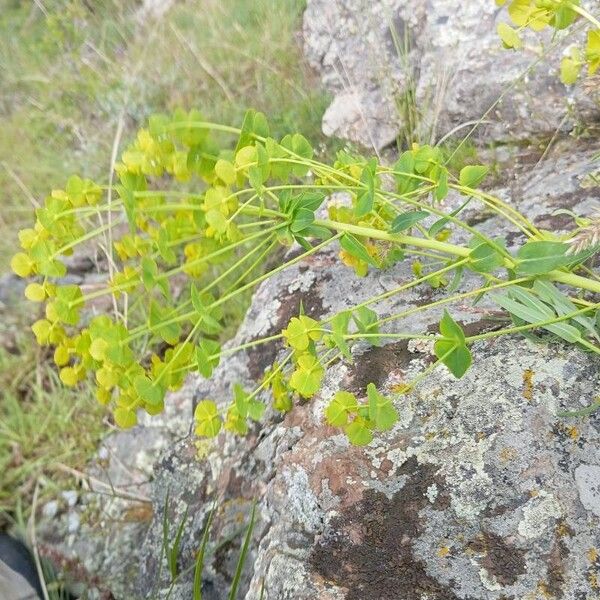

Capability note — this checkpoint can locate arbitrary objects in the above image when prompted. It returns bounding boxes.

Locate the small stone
[67,512,80,534]
[574,464,600,517]
[41,500,59,519]
[61,490,78,508]
[517,491,562,539]
[425,484,438,504]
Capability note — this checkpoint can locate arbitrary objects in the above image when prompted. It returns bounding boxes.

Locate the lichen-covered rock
[303,0,600,150]
[37,378,196,598]
[36,138,600,599]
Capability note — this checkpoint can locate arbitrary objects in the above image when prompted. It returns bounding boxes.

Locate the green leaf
[438,309,465,343]
[393,151,420,195]
[508,0,550,30]
[331,311,352,359]
[492,291,582,343]
[289,353,324,398]
[281,133,313,177]
[195,339,221,378]
[205,209,228,235]
[515,241,571,275]
[224,404,248,436]
[560,55,581,85]
[340,233,379,267]
[353,306,380,345]
[551,2,579,29]
[283,316,321,351]
[533,280,598,340]
[248,143,270,189]
[497,22,523,49]
[468,242,504,273]
[11,252,34,278]
[233,384,265,421]
[290,207,315,233]
[586,28,600,75]
[191,286,222,333]
[434,310,472,378]
[326,391,358,427]
[215,159,237,185]
[266,137,292,181]
[413,145,438,174]
[141,256,159,291]
[355,159,377,217]
[168,506,188,580]
[235,109,256,153]
[446,265,465,293]
[252,111,270,138]
[53,285,83,325]
[366,383,398,431]
[227,503,257,600]
[194,400,222,438]
[296,191,326,212]
[434,167,449,201]
[193,504,216,600]
[114,407,137,429]
[390,210,429,233]
[150,301,182,345]
[345,417,373,446]
[434,340,472,378]
[459,165,489,189]
[134,375,164,406]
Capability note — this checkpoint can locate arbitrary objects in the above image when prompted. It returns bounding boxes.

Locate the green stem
[345,332,434,341]
[567,2,600,29]
[245,351,293,403]
[316,218,600,294]
[321,259,469,326]
[316,218,471,257]
[466,303,600,344]
[52,219,123,258]
[210,233,343,311]
[378,276,532,326]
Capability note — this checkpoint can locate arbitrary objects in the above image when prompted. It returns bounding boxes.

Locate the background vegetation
[0,0,329,524]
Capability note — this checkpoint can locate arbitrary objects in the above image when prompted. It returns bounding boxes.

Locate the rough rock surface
[32,2,600,597]
[303,0,600,150]
[38,139,600,600]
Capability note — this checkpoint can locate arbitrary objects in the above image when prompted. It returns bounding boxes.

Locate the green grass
[0,310,105,525]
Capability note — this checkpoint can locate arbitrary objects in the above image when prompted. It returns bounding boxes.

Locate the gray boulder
[303,0,600,150]
[38,140,600,599]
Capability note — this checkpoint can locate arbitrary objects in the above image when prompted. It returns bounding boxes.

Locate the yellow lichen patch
[391,382,410,395]
[556,521,572,538]
[590,571,600,590]
[194,439,213,460]
[588,547,599,563]
[529,489,540,498]
[437,545,450,558]
[522,369,534,401]
[123,503,154,523]
[499,446,518,463]
[567,425,580,440]
[536,581,552,599]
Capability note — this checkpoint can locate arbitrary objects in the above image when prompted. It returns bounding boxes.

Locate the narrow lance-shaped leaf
[390,210,429,233]
[515,241,572,275]
[340,233,379,267]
